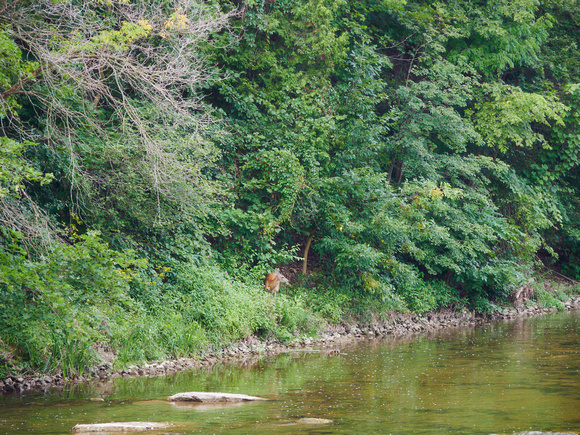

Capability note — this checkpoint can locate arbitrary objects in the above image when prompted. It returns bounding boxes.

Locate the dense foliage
[1,0,579,376]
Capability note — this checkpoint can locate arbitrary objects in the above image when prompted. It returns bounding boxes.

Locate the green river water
[1,311,579,434]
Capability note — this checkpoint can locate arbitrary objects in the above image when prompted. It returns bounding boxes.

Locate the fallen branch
[546,269,580,285]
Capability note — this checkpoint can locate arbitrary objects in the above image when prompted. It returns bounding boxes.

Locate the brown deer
[264,268,289,297]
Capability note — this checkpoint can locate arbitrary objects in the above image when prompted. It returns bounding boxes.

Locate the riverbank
[3,295,580,395]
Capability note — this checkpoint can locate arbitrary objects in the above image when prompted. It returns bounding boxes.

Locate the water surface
[1,311,579,434]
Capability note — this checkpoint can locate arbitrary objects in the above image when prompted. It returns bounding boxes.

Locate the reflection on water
[1,311,579,434]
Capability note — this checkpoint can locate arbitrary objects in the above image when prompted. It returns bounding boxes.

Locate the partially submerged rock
[167,392,266,403]
[297,418,333,424]
[71,421,173,432]
[170,401,245,411]
[509,432,578,435]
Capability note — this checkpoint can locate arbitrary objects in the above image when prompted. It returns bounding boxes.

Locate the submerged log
[71,421,173,432]
[167,392,266,403]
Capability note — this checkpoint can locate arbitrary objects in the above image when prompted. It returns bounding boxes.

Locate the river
[1,311,579,434]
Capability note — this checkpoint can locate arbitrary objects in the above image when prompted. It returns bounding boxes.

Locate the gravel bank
[2,296,579,395]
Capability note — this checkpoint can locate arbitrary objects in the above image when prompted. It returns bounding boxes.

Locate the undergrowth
[1,232,579,379]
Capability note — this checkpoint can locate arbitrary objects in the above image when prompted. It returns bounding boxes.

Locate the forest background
[1,0,579,378]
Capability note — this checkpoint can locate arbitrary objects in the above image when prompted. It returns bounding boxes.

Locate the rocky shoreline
[2,296,580,395]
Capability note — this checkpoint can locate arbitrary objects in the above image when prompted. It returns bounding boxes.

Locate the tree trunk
[302,230,315,275]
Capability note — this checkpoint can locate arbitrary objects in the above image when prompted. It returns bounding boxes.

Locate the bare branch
[1,0,237,231]
[0,67,41,100]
